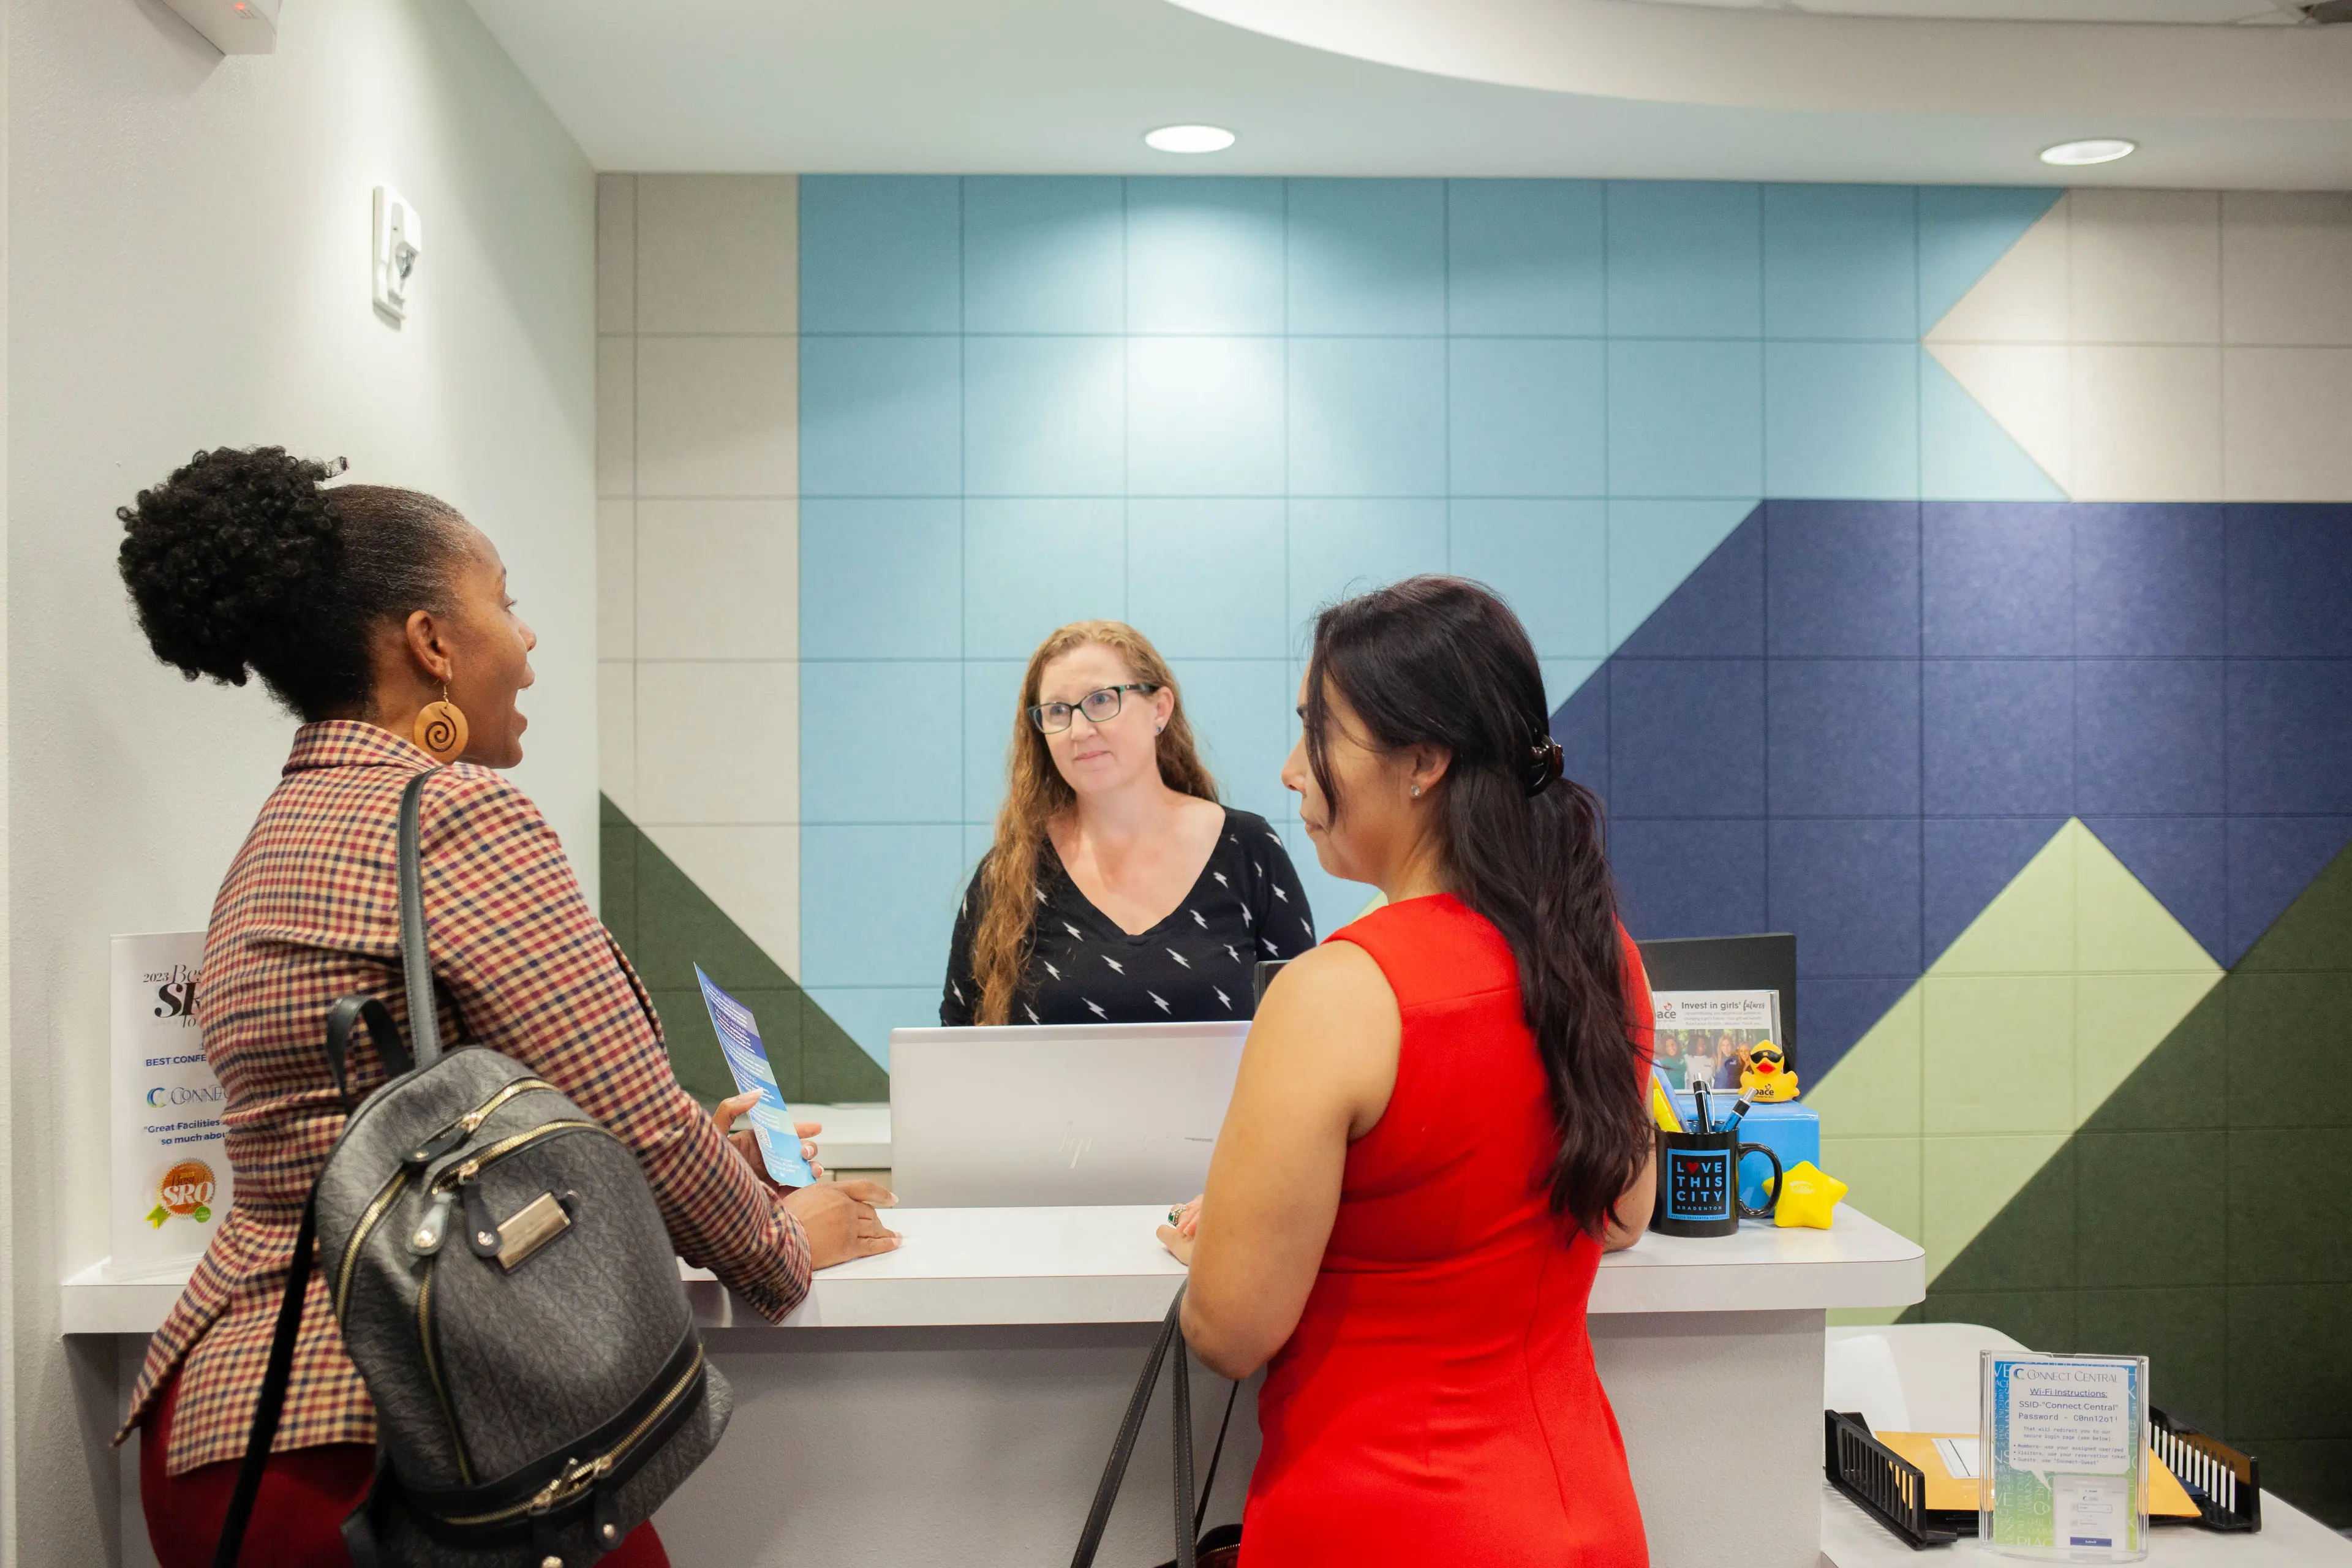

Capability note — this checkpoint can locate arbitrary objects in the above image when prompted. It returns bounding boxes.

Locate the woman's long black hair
[1303,575,1648,1238]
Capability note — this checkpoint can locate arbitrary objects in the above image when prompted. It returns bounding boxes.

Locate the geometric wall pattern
[1558,497,2352,1084]
[593,172,2352,1522]
[1928,190,2352,507]
[596,172,809,1024]
[1907,842,2352,1527]
[1807,817,2222,1305]
[1560,488,2352,1532]
[601,795,886,1107]
[791,175,2071,1064]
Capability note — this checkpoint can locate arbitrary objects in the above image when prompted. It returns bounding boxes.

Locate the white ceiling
[1620,0,2300,18]
[462,0,2352,186]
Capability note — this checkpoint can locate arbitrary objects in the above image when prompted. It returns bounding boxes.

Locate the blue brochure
[693,965,816,1187]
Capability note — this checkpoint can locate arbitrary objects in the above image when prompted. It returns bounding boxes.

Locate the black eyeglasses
[1028,684,1160,734]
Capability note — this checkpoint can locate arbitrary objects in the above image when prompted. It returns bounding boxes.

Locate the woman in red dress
[1162,575,1656,1567]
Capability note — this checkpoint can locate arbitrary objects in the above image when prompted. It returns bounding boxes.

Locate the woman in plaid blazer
[111,448,900,1567]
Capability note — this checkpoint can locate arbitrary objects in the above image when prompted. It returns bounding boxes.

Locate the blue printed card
[693,965,816,1187]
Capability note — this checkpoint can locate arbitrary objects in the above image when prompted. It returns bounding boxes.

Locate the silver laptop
[886,1021,1249,1207]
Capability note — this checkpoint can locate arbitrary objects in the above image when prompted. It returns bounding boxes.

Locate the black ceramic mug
[1651,1128,1784,1238]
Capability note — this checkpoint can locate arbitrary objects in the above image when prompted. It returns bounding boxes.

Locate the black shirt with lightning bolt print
[940,809,1316,1026]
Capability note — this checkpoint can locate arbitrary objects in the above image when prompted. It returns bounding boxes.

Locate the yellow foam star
[1774,1160,1847,1229]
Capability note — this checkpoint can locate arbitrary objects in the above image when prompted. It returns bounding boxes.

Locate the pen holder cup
[1653,1128,1783,1238]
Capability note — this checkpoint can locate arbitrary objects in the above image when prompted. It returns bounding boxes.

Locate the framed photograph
[1649,989,1783,1093]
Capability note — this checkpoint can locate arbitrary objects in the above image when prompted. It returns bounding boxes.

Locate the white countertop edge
[719,1275,1187,1330]
[62,1202,1924,1336]
[1590,1255,1923,1315]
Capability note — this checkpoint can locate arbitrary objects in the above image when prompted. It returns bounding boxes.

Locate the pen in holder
[1653,1126,1784,1238]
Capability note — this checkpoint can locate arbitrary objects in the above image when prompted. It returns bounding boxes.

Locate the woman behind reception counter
[1163,576,1656,1567]
[942,619,1315,1027]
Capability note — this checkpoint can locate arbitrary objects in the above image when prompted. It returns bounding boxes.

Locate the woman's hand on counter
[785,1179,902,1269]
[1155,1195,1204,1264]
[713,1091,826,1191]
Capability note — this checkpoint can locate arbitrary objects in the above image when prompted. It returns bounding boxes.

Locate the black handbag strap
[1196,1379,1240,1538]
[209,1194,318,1568]
[396,769,442,1068]
[1171,1311,1194,1567]
[1072,1289,1210,1568]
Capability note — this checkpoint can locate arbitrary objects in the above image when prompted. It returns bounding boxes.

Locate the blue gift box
[1670,1096,1819,1215]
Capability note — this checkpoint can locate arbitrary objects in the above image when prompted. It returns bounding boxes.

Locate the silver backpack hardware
[211,769,731,1568]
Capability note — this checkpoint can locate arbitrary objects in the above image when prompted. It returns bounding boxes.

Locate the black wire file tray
[1824,1406,2265,1551]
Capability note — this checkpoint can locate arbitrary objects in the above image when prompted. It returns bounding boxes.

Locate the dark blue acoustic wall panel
[1556,499,2352,1080]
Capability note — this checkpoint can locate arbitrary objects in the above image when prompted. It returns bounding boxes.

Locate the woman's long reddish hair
[970,621,1218,1025]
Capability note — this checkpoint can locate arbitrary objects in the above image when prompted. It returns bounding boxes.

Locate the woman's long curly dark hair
[116,446,466,720]
[1302,575,1648,1238]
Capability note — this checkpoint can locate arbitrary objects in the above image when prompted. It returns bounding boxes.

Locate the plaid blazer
[120,722,812,1474]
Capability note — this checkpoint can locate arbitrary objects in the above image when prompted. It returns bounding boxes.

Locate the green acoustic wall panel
[1814,819,2223,1320]
[1907,840,2352,1528]
[600,794,889,1107]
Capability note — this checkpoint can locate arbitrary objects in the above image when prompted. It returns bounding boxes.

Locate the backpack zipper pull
[407,1189,455,1256]
[407,1122,472,1169]
[460,1171,502,1260]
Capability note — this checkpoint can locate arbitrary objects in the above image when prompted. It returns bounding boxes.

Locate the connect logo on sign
[147,1159,216,1228]
[146,1084,223,1108]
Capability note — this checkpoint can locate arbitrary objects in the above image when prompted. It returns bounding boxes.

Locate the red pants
[139,1373,669,1568]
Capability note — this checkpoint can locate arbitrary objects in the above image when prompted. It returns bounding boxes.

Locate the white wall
[6,1,594,1559]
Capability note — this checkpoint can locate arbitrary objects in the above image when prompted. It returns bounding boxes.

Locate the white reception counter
[71,1203,1923,1568]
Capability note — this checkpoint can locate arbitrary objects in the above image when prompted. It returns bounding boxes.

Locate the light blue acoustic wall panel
[796,176,2062,1065]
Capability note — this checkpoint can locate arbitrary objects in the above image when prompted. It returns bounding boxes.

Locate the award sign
[1979,1352,2150,1561]
[110,932,234,1273]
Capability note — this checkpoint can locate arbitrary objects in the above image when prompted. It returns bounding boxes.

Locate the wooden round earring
[412,683,470,763]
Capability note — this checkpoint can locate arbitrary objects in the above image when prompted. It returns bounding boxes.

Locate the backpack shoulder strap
[209,1194,319,1568]
[397,769,443,1068]
[209,771,445,1563]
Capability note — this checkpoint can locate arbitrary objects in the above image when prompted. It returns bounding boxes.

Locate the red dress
[1242,895,1653,1567]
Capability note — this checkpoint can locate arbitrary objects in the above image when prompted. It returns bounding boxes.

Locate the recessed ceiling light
[2040,138,2136,167]
[1144,124,1237,154]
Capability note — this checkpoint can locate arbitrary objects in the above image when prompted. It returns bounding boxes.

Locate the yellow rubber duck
[1738,1039,1800,1102]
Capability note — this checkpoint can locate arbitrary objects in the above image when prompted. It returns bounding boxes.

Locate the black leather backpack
[213,770,730,1568]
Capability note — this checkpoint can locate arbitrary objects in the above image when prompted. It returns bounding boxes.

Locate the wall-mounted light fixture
[160,0,280,55]
[373,187,423,323]
[2040,138,2137,167]
[1144,125,1237,154]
